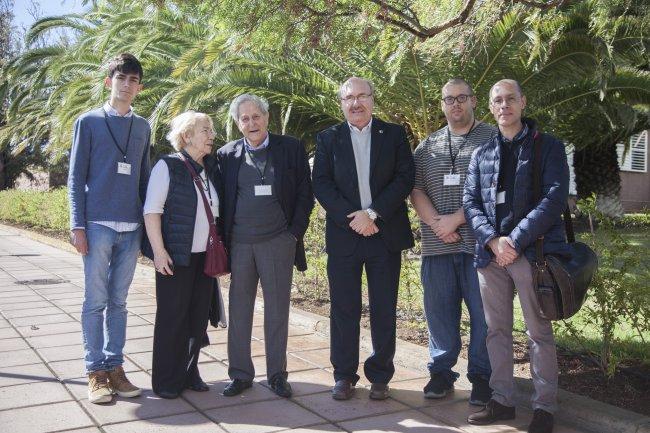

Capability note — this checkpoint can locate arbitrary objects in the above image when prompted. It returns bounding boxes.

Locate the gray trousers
[227,231,296,382]
[477,256,558,413]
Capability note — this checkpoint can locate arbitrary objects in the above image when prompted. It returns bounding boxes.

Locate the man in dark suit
[312,77,415,400]
[216,94,314,398]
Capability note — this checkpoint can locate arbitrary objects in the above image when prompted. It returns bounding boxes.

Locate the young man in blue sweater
[68,53,151,404]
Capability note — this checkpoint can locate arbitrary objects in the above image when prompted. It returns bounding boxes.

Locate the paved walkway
[0,226,589,433]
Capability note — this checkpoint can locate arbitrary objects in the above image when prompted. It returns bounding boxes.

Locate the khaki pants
[477,256,558,413]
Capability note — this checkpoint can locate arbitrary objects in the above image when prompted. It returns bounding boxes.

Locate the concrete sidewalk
[0,225,593,433]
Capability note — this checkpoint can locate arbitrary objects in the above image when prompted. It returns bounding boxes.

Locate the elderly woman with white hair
[216,94,314,398]
[142,111,222,399]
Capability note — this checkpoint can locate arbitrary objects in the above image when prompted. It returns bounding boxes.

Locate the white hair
[229,94,269,121]
[338,77,375,99]
[166,111,213,151]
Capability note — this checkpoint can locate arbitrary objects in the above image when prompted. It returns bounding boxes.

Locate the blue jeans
[421,253,491,384]
[81,223,141,373]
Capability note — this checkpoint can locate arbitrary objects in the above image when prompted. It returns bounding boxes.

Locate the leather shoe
[269,375,292,398]
[369,383,389,400]
[528,409,554,433]
[331,380,354,400]
[155,390,179,399]
[467,399,516,425]
[222,379,252,397]
[185,379,209,392]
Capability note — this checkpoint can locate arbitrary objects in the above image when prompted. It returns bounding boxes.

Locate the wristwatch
[366,208,378,221]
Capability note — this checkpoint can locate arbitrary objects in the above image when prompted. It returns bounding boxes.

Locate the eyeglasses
[441,94,473,105]
[490,96,520,106]
[341,93,373,104]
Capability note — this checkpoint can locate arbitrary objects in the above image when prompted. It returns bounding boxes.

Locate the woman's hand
[153,249,174,275]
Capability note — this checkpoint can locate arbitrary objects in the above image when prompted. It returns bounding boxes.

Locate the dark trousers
[327,235,401,385]
[152,252,213,394]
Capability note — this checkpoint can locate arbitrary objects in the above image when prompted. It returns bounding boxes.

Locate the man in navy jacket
[463,79,569,433]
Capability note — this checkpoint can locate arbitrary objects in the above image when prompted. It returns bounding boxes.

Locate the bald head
[489,79,523,100]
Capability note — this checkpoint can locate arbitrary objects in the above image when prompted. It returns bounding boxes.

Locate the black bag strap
[532,132,575,265]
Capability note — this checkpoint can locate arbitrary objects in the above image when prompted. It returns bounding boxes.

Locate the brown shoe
[369,383,389,400]
[332,380,354,400]
[107,366,141,398]
[467,399,516,425]
[88,370,113,404]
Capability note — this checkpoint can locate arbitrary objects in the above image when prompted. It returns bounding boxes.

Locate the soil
[290,295,650,416]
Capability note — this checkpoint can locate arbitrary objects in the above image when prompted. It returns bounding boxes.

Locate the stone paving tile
[0,294,44,304]
[286,334,330,352]
[41,291,84,300]
[127,350,153,371]
[0,380,73,410]
[51,297,85,307]
[27,331,82,348]
[63,428,102,433]
[0,289,35,298]
[246,353,316,378]
[79,390,195,427]
[0,336,30,351]
[58,304,83,314]
[8,313,75,327]
[276,425,345,433]
[127,315,152,327]
[37,343,84,362]
[420,400,529,433]
[339,409,463,433]
[49,357,140,380]
[251,325,313,340]
[2,306,63,318]
[201,343,228,362]
[193,361,230,383]
[0,400,93,432]
[17,320,82,337]
[129,305,157,315]
[0,326,20,339]
[205,398,326,433]
[0,300,54,310]
[103,412,228,433]
[184,380,279,411]
[295,388,409,423]
[124,337,154,354]
[0,348,41,367]
[291,348,339,369]
[125,324,155,340]
[388,379,471,409]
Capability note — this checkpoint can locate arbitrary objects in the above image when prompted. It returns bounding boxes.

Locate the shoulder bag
[531,133,598,320]
[180,154,229,277]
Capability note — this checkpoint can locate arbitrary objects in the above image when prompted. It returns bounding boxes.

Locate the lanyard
[447,119,476,174]
[245,147,269,184]
[103,109,134,162]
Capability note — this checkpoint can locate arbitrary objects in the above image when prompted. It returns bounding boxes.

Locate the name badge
[496,191,506,204]
[255,184,272,196]
[117,162,131,175]
[443,174,461,186]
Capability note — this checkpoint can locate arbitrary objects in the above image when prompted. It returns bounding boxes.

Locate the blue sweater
[68,107,151,229]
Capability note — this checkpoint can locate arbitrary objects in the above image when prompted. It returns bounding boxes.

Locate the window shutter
[617,131,648,173]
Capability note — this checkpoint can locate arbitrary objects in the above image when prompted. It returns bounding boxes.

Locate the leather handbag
[180,154,229,277]
[531,133,598,320]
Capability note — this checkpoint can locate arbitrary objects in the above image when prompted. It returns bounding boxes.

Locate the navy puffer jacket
[462,118,570,268]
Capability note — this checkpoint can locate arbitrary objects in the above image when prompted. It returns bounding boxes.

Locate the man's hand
[70,229,88,255]
[348,210,374,235]
[430,214,461,239]
[488,236,518,266]
[153,249,174,276]
[359,222,379,237]
[440,232,461,244]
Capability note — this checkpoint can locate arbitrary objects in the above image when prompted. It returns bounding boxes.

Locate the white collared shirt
[348,120,373,209]
[244,133,270,152]
[103,101,134,118]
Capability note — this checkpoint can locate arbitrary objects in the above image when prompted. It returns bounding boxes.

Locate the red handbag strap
[179,153,219,236]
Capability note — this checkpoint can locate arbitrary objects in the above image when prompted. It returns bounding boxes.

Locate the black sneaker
[423,373,453,399]
[528,409,554,433]
[467,399,516,425]
[269,375,292,398]
[469,377,492,406]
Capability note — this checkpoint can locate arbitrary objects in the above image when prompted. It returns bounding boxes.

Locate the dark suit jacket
[312,117,415,256]
[215,133,314,271]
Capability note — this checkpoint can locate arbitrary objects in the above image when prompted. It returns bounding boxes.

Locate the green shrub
[0,188,69,233]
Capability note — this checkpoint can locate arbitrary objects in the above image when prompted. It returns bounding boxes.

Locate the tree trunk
[573,144,624,218]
